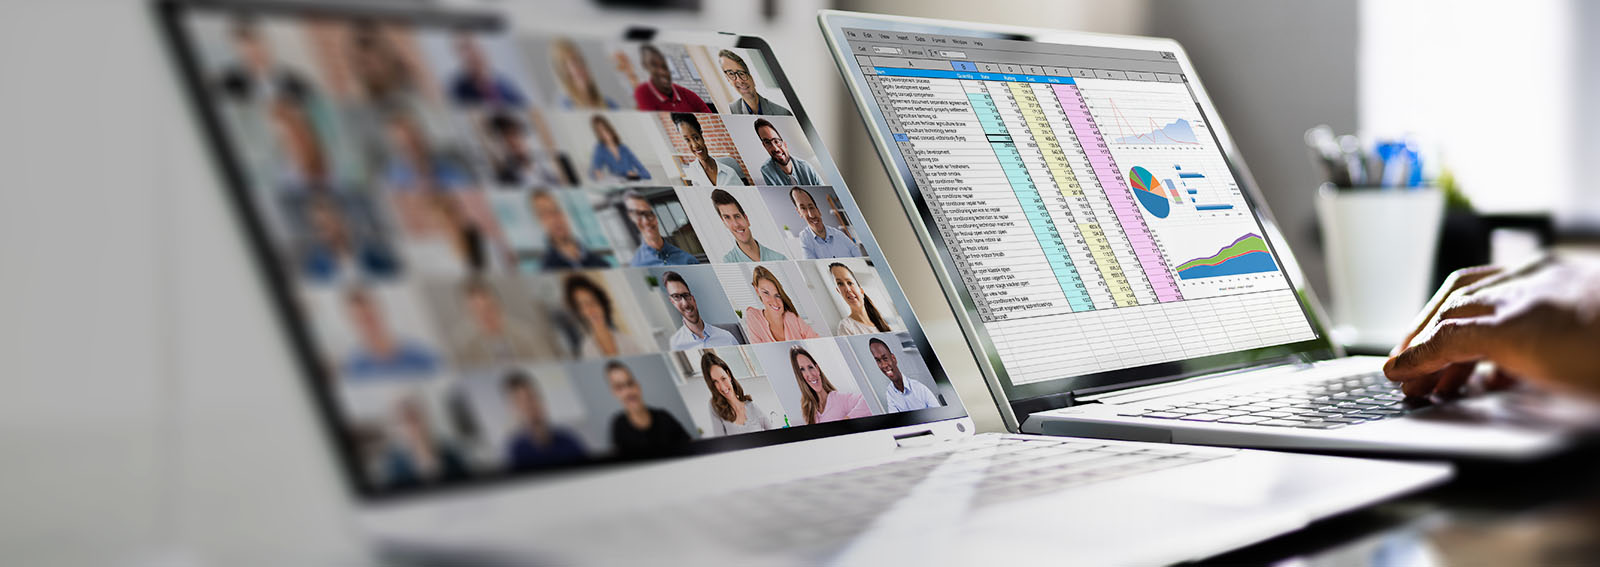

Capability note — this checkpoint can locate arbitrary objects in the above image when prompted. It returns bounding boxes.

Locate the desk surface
[1203,444,1600,565]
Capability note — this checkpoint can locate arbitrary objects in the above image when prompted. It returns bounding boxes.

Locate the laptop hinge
[1010,391,1078,424]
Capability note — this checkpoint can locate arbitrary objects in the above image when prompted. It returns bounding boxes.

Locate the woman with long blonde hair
[550,37,617,110]
[790,345,870,425]
[741,265,820,343]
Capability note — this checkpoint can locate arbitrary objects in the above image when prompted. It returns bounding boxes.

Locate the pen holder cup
[1315,184,1444,349]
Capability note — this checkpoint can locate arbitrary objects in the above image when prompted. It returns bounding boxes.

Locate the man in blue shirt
[712,189,787,262]
[623,190,699,266]
[502,371,587,470]
[662,271,740,350]
[340,286,438,380]
[869,338,941,412]
[789,187,862,259]
[450,34,528,108]
[754,119,822,186]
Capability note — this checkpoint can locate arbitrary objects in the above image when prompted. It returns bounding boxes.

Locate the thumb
[1384,319,1498,380]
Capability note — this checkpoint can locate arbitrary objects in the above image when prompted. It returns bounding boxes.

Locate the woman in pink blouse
[791,345,871,425]
[741,265,820,343]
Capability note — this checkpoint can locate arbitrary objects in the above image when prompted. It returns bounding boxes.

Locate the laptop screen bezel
[819,11,1341,429]
[156,0,974,503]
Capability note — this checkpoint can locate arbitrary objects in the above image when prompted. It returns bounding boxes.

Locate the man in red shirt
[633,43,711,113]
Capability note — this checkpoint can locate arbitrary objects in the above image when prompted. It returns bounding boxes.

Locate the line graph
[1103,98,1202,146]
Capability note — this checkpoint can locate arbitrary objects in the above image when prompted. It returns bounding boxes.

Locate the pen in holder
[1316,184,1444,350]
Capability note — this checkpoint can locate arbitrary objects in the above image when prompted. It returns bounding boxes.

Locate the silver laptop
[157,1,1449,562]
[820,10,1589,461]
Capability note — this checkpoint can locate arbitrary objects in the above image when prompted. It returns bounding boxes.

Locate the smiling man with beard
[754,119,820,186]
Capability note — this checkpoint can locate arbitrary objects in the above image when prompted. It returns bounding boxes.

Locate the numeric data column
[1052,83,1184,304]
[984,81,1095,313]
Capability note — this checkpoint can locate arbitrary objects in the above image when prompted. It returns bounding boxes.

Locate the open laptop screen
[830,23,1324,404]
[160,1,966,499]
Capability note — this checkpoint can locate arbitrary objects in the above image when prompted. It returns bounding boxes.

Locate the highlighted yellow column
[1009,82,1136,307]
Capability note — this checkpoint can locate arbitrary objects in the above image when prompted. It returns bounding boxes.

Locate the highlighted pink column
[1052,84,1183,303]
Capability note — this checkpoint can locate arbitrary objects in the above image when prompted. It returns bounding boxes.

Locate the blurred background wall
[1,0,1595,563]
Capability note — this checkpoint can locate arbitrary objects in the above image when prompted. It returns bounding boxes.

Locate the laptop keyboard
[679,436,1231,552]
[1121,371,1428,429]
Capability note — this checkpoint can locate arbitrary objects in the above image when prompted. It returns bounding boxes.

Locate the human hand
[1384,255,1600,399]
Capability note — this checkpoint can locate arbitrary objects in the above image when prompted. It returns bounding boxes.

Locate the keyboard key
[1179,413,1227,422]
[1139,411,1184,419]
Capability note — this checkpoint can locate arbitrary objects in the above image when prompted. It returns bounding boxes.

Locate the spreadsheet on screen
[841,29,1317,386]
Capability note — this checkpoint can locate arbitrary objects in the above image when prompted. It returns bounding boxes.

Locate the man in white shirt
[869,337,940,412]
[664,270,739,350]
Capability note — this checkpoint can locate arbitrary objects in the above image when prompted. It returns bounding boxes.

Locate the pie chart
[1128,166,1171,219]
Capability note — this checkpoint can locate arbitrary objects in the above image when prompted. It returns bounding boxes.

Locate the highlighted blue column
[967,92,1095,313]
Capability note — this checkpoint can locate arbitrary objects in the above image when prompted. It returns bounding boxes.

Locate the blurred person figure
[1384,257,1600,399]
[530,190,610,270]
[484,110,561,187]
[792,345,870,424]
[869,338,939,412]
[550,37,618,110]
[701,351,777,436]
[604,360,691,458]
[741,266,819,343]
[663,271,738,350]
[791,187,860,260]
[712,189,785,263]
[718,49,791,116]
[341,286,438,379]
[829,263,893,336]
[564,273,648,358]
[415,191,496,273]
[346,20,419,103]
[622,190,697,266]
[448,278,547,366]
[633,44,710,113]
[217,17,311,103]
[449,33,527,107]
[382,394,469,487]
[502,370,587,470]
[267,93,332,191]
[673,113,745,186]
[588,115,650,182]
[381,110,471,191]
[298,193,399,282]
[755,120,820,186]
